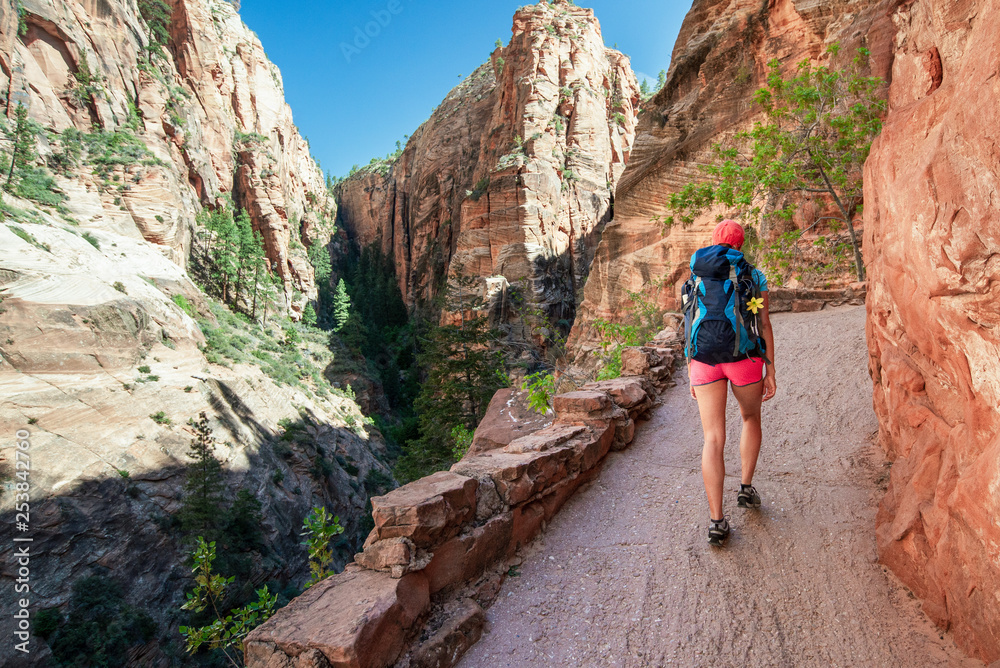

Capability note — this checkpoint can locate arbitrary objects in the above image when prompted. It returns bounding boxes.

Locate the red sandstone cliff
[337,0,638,340]
[865,0,1000,660]
[566,0,895,365]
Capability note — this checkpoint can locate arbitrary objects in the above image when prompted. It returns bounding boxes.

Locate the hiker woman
[682,220,777,546]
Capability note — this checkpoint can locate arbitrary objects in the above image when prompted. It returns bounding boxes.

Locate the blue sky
[240,1,692,179]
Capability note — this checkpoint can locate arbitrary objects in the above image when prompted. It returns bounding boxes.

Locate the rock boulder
[367,472,478,549]
[244,567,429,668]
[467,387,553,457]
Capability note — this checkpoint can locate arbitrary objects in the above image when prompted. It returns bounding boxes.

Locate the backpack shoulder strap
[728,263,743,358]
[682,274,702,361]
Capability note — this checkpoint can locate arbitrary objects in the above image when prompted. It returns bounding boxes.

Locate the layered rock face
[337,0,638,337]
[566,0,895,364]
[1,0,333,298]
[865,0,1000,661]
[0,1,369,664]
[0,217,392,666]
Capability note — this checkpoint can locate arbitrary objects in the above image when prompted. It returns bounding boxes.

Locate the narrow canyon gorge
[0,0,997,665]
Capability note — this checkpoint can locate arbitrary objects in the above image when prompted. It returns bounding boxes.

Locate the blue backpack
[681,245,765,364]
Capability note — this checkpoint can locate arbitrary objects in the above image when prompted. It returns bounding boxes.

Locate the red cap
[712,219,745,250]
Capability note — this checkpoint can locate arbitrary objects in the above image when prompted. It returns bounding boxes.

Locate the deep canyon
[0,0,997,665]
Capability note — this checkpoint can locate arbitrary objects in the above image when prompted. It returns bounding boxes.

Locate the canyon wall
[865,0,1000,661]
[0,1,372,664]
[565,0,895,365]
[337,0,638,339]
[2,0,333,302]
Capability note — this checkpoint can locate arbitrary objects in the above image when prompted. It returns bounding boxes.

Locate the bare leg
[731,380,764,485]
[694,380,729,520]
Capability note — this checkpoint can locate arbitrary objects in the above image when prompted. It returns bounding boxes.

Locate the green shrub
[593,319,644,380]
[138,365,151,374]
[34,607,62,640]
[234,130,269,146]
[149,411,171,425]
[81,128,163,181]
[309,456,334,478]
[8,224,50,252]
[112,281,127,293]
[81,231,100,249]
[70,58,102,107]
[44,576,156,666]
[14,167,65,206]
[179,538,277,666]
[450,424,474,460]
[364,469,394,496]
[300,507,344,588]
[521,371,555,413]
[467,176,490,201]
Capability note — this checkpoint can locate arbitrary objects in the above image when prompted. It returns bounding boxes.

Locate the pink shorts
[690,357,764,387]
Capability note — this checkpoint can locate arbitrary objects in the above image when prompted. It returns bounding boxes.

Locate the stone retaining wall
[245,346,679,668]
[767,284,867,313]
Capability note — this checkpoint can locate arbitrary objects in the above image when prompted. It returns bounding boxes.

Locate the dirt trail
[459,305,981,667]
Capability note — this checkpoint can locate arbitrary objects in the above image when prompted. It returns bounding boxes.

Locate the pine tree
[308,241,332,284]
[307,240,333,327]
[179,412,226,541]
[5,104,35,188]
[138,0,172,57]
[396,272,507,482]
[331,278,351,332]
[302,302,317,327]
[233,209,257,307]
[205,208,240,303]
[223,489,263,553]
[258,266,283,326]
[249,231,271,320]
[655,69,667,92]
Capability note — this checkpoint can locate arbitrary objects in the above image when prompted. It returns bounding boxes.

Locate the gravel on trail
[458,305,981,668]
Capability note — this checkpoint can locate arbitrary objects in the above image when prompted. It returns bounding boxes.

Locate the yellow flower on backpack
[746,296,765,315]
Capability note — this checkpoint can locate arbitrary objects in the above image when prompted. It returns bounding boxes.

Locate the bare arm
[760,292,777,401]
